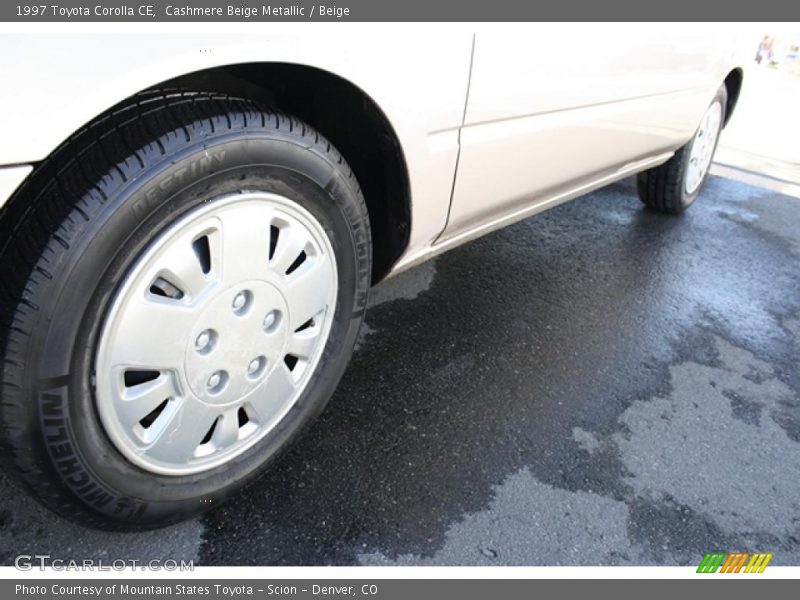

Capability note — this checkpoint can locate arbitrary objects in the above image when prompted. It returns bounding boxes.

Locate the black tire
[0,90,371,529]
[637,85,727,214]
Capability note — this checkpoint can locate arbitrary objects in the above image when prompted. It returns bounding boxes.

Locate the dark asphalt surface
[1,174,799,566]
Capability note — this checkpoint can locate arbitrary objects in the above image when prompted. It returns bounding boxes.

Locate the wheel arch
[722,67,744,127]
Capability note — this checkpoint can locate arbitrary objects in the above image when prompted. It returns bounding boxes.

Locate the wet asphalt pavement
[1,174,799,566]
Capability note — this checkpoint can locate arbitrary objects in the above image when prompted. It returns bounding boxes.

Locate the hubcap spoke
[146,397,219,464]
[270,222,312,275]
[118,373,179,428]
[219,207,271,283]
[107,298,196,370]
[284,259,335,331]
[155,230,215,299]
[286,329,322,359]
[211,408,241,449]
[247,362,296,424]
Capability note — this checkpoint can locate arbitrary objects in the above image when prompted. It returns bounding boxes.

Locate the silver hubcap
[94,192,338,475]
[685,101,722,195]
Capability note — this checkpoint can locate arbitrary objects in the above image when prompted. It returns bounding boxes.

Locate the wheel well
[153,63,411,284]
[722,68,743,127]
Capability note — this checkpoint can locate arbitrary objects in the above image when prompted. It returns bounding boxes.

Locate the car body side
[0,28,742,281]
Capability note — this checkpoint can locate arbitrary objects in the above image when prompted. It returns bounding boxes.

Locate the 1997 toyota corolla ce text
[0,28,742,528]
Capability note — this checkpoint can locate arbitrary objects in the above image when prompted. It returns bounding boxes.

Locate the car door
[439,25,720,241]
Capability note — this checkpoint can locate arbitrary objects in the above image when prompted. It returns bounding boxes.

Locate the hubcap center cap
[184,280,288,405]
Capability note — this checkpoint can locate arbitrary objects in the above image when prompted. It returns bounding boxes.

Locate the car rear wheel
[637,84,727,214]
[0,90,371,529]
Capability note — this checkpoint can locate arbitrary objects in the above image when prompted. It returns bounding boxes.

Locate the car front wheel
[0,90,371,529]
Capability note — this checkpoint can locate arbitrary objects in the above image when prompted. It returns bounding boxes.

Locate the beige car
[0,27,742,528]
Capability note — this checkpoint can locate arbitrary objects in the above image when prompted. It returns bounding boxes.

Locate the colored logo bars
[697,552,773,573]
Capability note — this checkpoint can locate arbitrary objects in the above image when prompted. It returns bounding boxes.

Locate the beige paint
[436,27,736,247]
